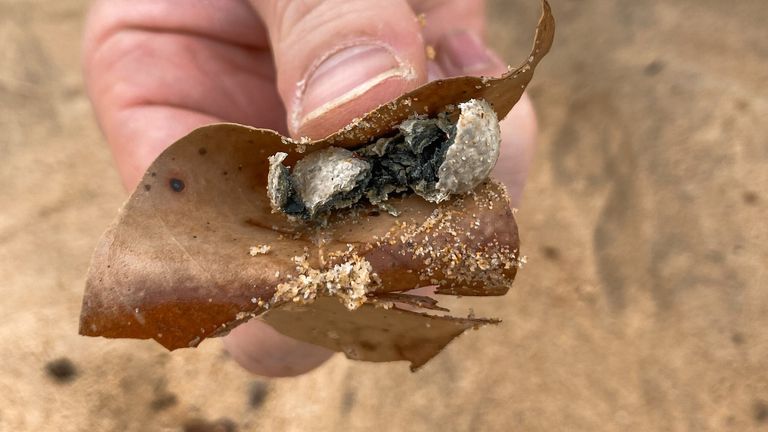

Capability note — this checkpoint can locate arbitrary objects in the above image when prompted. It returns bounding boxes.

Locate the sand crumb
[249,245,272,256]
[426,45,436,60]
[417,13,427,27]
[271,254,379,310]
[375,181,520,291]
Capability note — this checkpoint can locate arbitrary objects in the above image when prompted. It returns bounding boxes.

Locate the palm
[85,2,286,186]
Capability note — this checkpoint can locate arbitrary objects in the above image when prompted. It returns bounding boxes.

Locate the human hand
[84,0,537,377]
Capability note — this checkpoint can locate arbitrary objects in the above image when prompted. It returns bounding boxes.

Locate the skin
[84,0,537,377]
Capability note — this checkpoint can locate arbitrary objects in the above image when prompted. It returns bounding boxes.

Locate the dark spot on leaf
[144,184,152,191]
[248,381,269,409]
[192,235,197,239]
[743,191,758,205]
[754,400,768,423]
[222,171,228,176]
[542,245,560,260]
[170,178,185,192]
[237,165,243,171]
[644,60,665,76]
[198,147,207,156]
[359,340,376,351]
[183,417,237,432]
[45,357,77,383]
[151,172,157,177]
[150,393,178,411]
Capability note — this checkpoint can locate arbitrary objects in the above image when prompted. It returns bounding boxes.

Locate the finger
[223,319,334,377]
[84,0,279,189]
[251,0,428,138]
[412,0,537,206]
[494,93,537,206]
[410,0,487,51]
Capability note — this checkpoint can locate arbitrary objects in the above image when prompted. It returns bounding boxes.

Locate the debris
[268,99,500,221]
[248,245,272,256]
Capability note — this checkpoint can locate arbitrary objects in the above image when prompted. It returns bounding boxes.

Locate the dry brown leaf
[79,0,554,369]
[262,297,496,371]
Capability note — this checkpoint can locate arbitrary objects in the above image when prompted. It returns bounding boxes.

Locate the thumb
[253,0,427,138]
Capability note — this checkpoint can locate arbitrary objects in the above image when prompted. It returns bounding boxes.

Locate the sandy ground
[1,0,767,431]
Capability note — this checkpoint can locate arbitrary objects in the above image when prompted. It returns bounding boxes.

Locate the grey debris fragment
[292,147,371,217]
[400,117,438,154]
[267,152,291,212]
[357,136,393,158]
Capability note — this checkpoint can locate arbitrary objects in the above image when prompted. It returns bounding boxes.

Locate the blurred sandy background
[1,0,767,431]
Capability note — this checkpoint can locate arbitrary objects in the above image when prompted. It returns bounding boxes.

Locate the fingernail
[438,30,505,76]
[296,44,409,131]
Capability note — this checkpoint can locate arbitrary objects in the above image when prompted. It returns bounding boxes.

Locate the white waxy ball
[434,99,501,200]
